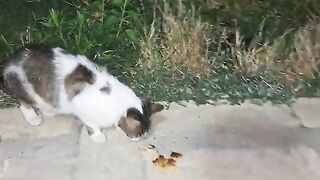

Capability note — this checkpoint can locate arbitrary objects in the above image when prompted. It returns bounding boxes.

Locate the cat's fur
[1,44,164,142]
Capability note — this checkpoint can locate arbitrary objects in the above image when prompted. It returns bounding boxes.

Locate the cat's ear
[143,98,164,118]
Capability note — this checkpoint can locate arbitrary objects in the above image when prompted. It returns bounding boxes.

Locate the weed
[0,0,320,106]
[289,17,320,79]
[138,0,211,78]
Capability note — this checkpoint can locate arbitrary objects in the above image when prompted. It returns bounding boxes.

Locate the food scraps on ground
[146,144,183,169]
[170,152,183,159]
[153,155,176,167]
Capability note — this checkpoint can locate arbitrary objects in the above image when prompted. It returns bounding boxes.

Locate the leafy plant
[0,0,320,107]
[24,0,146,74]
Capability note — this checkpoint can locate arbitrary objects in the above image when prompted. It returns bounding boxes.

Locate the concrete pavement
[0,98,320,180]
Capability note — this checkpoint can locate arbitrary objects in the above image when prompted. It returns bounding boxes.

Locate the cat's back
[4,44,53,65]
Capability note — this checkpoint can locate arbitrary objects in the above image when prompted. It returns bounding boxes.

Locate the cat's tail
[0,59,7,91]
[0,61,19,108]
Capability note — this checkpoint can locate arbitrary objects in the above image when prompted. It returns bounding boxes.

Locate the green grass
[1,0,320,107]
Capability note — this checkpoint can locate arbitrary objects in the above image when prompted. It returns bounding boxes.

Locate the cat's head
[118,99,164,140]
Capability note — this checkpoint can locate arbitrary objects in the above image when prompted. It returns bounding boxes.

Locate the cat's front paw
[90,133,106,143]
[131,137,141,141]
[29,116,43,126]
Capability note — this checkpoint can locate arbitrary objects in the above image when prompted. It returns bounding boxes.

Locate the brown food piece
[170,152,183,159]
[153,155,177,168]
[153,155,167,167]
[167,158,176,166]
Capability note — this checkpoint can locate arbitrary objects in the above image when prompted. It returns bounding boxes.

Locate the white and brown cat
[0,44,163,143]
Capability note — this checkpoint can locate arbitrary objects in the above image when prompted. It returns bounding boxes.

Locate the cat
[0,44,164,143]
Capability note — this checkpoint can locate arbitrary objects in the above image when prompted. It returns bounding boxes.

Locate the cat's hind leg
[3,72,43,126]
[19,103,43,126]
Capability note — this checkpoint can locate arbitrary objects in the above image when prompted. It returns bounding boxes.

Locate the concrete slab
[291,98,320,128]
[72,102,320,180]
[1,101,320,180]
[74,127,146,180]
[0,135,79,180]
[0,108,80,140]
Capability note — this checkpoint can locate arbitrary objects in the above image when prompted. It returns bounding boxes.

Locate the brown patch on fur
[22,45,58,105]
[64,64,95,100]
[4,72,34,105]
[2,44,61,108]
[118,116,143,138]
[118,102,164,139]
